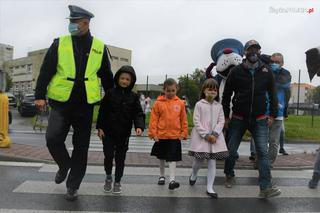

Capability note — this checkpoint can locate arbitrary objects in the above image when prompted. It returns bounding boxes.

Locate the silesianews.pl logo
[269,7,315,14]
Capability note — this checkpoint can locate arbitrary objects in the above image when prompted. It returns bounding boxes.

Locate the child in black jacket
[97,65,145,194]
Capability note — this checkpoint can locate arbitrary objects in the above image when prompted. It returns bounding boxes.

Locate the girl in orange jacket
[149,78,188,190]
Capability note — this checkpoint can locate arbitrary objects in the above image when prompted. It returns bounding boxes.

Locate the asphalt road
[0,161,319,213]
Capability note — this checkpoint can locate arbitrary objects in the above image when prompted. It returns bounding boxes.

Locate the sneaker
[225,176,235,188]
[158,176,165,185]
[113,182,122,194]
[65,188,78,201]
[55,168,69,184]
[168,180,180,190]
[279,149,289,155]
[259,187,281,198]
[104,176,112,192]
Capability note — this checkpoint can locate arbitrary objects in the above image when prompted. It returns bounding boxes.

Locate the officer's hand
[98,129,105,140]
[136,128,142,136]
[35,99,47,111]
[154,137,159,142]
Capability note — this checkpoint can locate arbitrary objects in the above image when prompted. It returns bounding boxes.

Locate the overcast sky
[1,0,319,85]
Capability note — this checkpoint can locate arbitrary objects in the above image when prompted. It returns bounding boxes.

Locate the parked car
[6,92,17,108]
[18,94,37,117]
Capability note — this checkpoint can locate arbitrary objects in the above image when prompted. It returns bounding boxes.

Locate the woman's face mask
[270,63,281,72]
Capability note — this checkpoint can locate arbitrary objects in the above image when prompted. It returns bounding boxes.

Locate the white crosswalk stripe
[9,163,320,199]
[68,137,191,153]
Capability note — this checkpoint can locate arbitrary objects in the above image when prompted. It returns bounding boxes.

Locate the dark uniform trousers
[46,104,93,190]
[102,135,129,183]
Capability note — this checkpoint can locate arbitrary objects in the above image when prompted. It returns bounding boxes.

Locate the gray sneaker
[225,176,236,188]
[104,177,112,193]
[113,182,122,194]
[259,187,281,198]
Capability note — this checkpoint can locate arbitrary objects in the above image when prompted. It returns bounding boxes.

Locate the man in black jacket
[97,65,145,194]
[34,5,114,201]
[222,40,281,198]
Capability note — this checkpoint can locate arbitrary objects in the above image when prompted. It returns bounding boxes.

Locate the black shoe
[158,176,165,185]
[279,149,289,155]
[189,175,197,186]
[65,188,78,201]
[249,154,255,161]
[206,191,218,199]
[168,180,180,190]
[55,169,69,184]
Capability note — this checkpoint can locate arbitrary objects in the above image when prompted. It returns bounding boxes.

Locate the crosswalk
[69,136,191,153]
[1,161,319,212]
[8,162,320,198]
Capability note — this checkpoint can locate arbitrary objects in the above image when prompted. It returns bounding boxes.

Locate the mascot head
[206,39,244,79]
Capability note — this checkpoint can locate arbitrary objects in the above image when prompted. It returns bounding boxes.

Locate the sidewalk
[0,142,317,170]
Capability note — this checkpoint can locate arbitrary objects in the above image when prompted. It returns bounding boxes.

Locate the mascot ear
[205,62,216,78]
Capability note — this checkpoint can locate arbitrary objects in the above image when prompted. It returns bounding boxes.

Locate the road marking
[13,180,320,198]
[0,161,43,167]
[39,164,313,178]
[0,210,117,213]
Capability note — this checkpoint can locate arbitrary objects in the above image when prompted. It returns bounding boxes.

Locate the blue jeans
[224,117,272,190]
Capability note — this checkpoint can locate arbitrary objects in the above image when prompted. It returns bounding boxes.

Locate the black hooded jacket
[222,60,278,119]
[96,66,145,137]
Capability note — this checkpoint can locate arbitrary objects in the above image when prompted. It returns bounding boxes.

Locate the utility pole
[296,69,301,115]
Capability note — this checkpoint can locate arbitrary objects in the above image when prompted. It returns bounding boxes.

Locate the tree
[177,68,206,108]
[5,72,12,92]
[310,86,320,104]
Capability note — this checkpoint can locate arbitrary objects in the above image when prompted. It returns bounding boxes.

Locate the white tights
[159,160,177,182]
[191,158,216,193]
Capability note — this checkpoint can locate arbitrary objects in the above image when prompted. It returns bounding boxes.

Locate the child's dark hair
[200,78,219,102]
[163,78,178,90]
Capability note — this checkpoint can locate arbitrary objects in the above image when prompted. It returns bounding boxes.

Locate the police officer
[35,5,114,201]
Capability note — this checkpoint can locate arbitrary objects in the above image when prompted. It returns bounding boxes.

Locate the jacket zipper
[249,73,254,124]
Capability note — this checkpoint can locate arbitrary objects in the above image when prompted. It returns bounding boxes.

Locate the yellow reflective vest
[47,35,104,104]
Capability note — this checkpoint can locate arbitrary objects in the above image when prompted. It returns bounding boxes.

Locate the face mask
[68,23,80,35]
[270,63,281,72]
[205,91,217,102]
[246,52,259,63]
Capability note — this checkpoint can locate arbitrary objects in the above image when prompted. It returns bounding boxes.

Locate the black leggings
[102,135,129,183]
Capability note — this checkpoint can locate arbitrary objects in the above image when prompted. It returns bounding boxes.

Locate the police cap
[66,5,94,20]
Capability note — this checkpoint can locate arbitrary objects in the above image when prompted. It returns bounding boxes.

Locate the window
[120,58,129,62]
[112,56,119,60]
[27,64,32,72]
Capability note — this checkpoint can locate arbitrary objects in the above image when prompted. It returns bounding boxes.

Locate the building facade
[289,82,315,104]
[2,45,131,96]
[0,43,13,69]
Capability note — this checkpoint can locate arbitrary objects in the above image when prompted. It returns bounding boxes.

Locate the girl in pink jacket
[188,78,229,198]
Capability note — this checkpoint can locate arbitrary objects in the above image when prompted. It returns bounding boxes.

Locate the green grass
[284,115,320,141]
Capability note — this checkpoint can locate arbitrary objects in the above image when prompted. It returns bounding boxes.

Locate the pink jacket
[189,99,228,154]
